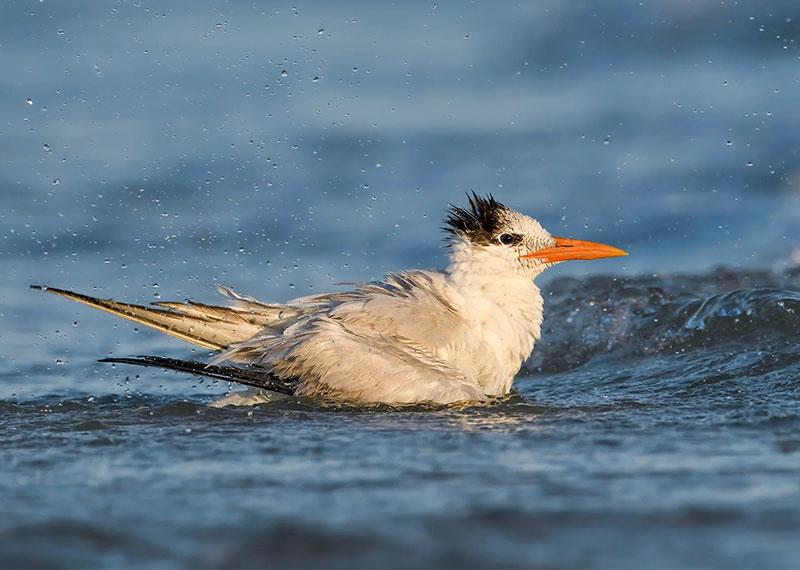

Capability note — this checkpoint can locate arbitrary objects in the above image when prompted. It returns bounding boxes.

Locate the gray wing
[32,284,301,350]
[216,271,487,403]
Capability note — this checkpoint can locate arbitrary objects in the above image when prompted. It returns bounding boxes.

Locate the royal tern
[33,194,627,405]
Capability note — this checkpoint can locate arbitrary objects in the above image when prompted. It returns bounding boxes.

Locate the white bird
[33,194,627,405]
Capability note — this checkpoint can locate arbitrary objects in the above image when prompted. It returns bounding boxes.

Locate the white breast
[445,275,543,395]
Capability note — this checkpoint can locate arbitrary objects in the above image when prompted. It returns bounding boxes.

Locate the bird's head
[444,193,627,281]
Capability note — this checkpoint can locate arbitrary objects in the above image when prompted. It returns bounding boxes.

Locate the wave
[527,267,800,374]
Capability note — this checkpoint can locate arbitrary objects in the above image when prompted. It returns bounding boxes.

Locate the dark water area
[2,1,800,568]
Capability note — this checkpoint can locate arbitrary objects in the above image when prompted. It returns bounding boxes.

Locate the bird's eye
[498,233,517,245]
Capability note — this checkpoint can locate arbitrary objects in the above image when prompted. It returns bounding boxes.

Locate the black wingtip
[30,285,45,291]
[99,355,297,395]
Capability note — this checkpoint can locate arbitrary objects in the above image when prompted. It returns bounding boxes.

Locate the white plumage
[34,194,626,405]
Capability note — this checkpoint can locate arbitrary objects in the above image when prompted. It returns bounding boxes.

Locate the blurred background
[3,0,799,294]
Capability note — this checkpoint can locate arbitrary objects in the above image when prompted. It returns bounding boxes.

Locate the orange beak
[520,237,628,263]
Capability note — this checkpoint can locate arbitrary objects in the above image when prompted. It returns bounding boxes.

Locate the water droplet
[317,28,324,35]
[281,70,288,77]
[52,178,60,185]
[725,140,732,146]
[55,359,64,365]
[278,310,285,320]
[26,98,33,105]
[43,143,50,151]
[152,283,159,288]
[746,161,753,167]
[312,76,319,82]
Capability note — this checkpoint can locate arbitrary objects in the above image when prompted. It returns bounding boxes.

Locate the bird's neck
[445,242,543,395]
[445,240,538,293]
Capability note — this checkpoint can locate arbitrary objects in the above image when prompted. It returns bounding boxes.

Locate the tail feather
[31,285,266,350]
[152,301,277,327]
[99,355,296,395]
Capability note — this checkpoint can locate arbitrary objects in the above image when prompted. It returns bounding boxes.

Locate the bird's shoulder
[322,270,466,338]
[346,269,458,309]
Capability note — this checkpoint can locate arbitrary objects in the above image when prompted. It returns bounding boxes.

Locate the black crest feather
[444,192,509,245]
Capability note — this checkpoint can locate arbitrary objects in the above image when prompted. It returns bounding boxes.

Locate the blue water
[2,1,800,568]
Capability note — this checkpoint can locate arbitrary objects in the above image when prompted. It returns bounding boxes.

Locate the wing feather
[31,285,266,350]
